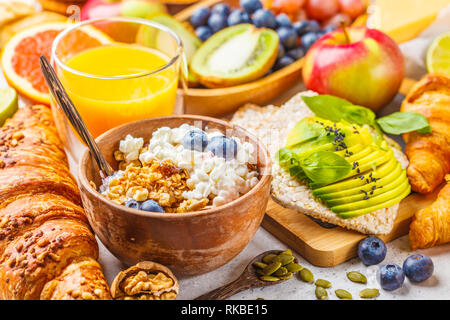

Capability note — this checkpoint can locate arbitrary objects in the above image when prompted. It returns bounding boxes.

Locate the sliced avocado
[331,178,410,214]
[315,160,402,200]
[312,157,398,196]
[322,169,407,207]
[285,117,325,148]
[337,183,411,219]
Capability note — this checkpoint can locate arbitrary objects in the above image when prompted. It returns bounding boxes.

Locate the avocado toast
[231,91,409,235]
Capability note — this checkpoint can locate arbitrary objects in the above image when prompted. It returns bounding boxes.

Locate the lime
[0,87,18,126]
[426,31,450,75]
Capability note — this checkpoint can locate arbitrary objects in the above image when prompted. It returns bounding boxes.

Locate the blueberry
[293,20,320,36]
[276,27,297,49]
[190,7,210,27]
[322,25,337,33]
[380,264,405,291]
[274,55,294,70]
[252,9,277,29]
[124,199,140,210]
[277,43,285,60]
[140,200,165,213]
[211,3,230,16]
[275,13,291,28]
[403,254,434,283]
[227,9,250,26]
[195,26,213,41]
[240,0,262,14]
[182,129,208,152]
[357,236,387,266]
[208,13,228,33]
[301,31,320,50]
[286,47,305,60]
[206,136,238,160]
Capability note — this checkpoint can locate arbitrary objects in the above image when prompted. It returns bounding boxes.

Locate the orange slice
[1,22,113,105]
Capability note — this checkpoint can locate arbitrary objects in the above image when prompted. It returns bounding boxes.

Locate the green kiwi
[190,24,279,88]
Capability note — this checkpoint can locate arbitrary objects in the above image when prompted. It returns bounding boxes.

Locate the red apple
[302,26,404,111]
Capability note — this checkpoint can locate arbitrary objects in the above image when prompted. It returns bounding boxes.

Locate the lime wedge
[426,31,450,75]
[0,87,18,126]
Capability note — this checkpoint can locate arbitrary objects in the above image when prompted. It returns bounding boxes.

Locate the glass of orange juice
[50,17,184,162]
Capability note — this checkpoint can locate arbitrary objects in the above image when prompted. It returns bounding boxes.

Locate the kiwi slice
[137,13,202,62]
[190,24,279,88]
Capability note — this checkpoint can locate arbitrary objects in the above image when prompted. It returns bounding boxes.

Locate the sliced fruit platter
[173,0,368,115]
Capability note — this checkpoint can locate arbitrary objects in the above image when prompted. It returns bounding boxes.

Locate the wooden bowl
[78,115,272,276]
[175,0,304,117]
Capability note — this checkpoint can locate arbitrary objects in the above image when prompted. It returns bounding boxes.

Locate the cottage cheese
[106,124,260,209]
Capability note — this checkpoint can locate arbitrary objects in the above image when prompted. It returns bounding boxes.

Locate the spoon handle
[195,277,250,300]
[39,56,113,177]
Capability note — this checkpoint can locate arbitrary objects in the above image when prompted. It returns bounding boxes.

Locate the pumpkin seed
[259,275,280,282]
[274,267,288,277]
[286,262,303,273]
[359,288,379,299]
[299,268,314,283]
[315,279,331,288]
[278,272,293,280]
[281,249,293,256]
[347,271,367,284]
[253,262,268,269]
[315,286,328,300]
[262,254,277,264]
[263,261,282,276]
[335,289,352,300]
[273,254,294,266]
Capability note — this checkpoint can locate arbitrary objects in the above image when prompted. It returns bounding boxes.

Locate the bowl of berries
[173,0,368,116]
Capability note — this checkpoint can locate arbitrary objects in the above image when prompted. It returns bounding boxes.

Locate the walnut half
[111,261,179,300]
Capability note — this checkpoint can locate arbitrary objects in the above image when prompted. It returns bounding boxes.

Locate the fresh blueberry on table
[190,7,210,27]
[252,9,277,29]
[286,47,305,60]
[124,199,140,210]
[195,26,213,41]
[182,129,209,152]
[140,200,165,213]
[227,10,250,26]
[275,13,292,28]
[206,136,238,160]
[211,3,230,16]
[322,25,337,33]
[380,264,405,291]
[208,13,228,33]
[240,0,263,14]
[403,254,434,283]
[357,236,387,265]
[274,55,295,70]
[301,31,320,50]
[277,27,297,49]
[293,20,320,35]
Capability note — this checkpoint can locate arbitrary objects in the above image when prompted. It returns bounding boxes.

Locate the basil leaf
[341,105,376,126]
[376,112,431,135]
[285,118,324,148]
[300,151,351,185]
[301,95,352,122]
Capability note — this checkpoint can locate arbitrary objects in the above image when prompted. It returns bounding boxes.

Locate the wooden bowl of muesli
[78,115,272,276]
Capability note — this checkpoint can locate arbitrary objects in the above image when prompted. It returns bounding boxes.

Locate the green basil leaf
[285,118,324,148]
[376,112,431,135]
[341,105,376,126]
[301,95,352,122]
[300,151,351,185]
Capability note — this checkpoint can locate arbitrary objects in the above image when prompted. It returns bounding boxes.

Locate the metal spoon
[39,56,113,177]
[194,250,299,300]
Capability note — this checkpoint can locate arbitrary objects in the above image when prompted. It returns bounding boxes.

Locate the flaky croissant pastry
[0,105,110,300]
[401,74,450,194]
[409,175,450,250]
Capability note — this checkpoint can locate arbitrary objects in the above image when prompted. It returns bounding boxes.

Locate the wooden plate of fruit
[169,0,368,116]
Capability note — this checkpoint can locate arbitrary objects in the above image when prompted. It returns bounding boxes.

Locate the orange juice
[60,43,178,137]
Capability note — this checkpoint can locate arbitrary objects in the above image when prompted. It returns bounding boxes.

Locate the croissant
[409,175,450,250]
[400,73,450,194]
[0,105,111,300]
